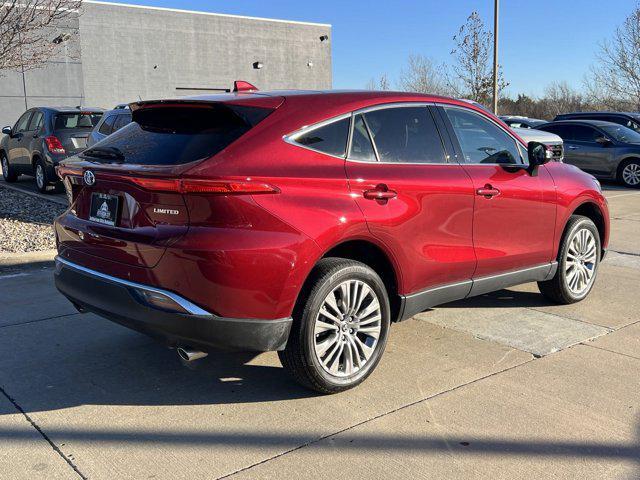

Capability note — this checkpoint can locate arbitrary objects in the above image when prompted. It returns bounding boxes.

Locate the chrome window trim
[55,256,213,317]
[437,103,528,166]
[346,102,452,166]
[283,112,353,159]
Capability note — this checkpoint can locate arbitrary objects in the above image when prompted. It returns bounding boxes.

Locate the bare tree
[398,54,450,95]
[365,73,391,91]
[448,11,508,106]
[585,3,640,110]
[542,81,586,117]
[0,0,82,73]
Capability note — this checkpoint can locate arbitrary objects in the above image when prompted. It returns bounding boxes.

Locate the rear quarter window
[291,117,350,157]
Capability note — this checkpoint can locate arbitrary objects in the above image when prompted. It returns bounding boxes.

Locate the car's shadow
[436,288,553,310]
[0,286,560,417]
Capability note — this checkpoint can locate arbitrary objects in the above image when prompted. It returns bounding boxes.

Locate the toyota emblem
[83,170,95,186]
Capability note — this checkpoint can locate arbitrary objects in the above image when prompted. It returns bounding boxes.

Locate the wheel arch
[616,156,640,179]
[296,238,403,323]
[568,201,607,258]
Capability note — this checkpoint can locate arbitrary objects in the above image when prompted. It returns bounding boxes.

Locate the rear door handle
[363,185,397,201]
[568,146,579,150]
[476,185,500,198]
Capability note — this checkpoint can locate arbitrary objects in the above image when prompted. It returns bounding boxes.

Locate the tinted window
[98,115,117,135]
[14,111,32,133]
[27,111,43,131]
[540,124,572,139]
[55,113,102,130]
[600,124,640,143]
[363,107,446,163]
[294,118,350,157]
[445,107,520,164]
[349,114,376,162]
[82,103,273,165]
[112,114,132,132]
[571,125,600,142]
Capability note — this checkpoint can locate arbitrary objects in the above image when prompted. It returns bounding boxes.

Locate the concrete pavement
[0,185,638,479]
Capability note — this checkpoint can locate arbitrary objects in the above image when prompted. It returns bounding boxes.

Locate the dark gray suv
[1,107,103,193]
[539,120,640,188]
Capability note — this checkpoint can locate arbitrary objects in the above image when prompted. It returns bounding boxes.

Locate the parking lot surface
[0,185,638,479]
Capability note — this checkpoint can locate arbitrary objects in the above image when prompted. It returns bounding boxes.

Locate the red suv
[54,87,609,393]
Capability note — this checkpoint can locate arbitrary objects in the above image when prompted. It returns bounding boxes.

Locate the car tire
[34,159,51,193]
[617,158,640,188]
[538,215,601,304]
[1,152,17,182]
[279,258,391,394]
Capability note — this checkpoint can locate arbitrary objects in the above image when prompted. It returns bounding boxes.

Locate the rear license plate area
[89,192,120,226]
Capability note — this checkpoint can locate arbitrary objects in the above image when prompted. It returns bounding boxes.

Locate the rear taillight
[128,177,279,195]
[45,136,65,154]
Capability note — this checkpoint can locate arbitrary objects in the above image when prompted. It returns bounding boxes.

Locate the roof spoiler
[233,80,258,93]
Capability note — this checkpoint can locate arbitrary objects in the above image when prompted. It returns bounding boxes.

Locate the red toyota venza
[54,84,609,393]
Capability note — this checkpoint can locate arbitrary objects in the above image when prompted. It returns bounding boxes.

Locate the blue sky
[98,0,635,97]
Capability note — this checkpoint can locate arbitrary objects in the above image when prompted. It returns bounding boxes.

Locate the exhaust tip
[177,347,208,362]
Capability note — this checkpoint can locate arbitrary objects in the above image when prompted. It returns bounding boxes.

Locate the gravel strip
[0,184,66,253]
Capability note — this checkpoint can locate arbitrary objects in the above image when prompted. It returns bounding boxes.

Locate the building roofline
[83,1,332,27]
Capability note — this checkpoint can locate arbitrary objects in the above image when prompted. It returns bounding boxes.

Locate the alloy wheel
[565,228,598,296]
[1,156,8,178]
[622,162,640,186]
[36,164,45,189]
[313,279,382,377]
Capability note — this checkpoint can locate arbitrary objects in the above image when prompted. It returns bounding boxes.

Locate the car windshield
[55,113,102,130]
[600,124,640,143]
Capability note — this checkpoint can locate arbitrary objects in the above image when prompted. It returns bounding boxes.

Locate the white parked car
[512,127,564,162]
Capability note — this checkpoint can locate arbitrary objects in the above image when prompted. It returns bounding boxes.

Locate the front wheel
[618,159,640,188]
[538,215,601,304]
[279,258,390,394]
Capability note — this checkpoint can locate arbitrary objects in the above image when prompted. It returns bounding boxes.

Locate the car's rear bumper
[53,256,292,352]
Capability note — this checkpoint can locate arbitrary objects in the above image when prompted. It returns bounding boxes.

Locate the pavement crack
[0,385,87,480]
[217,356,536,479]
[524,306,612,331]
[581,343,640,361]
[609,249,640,258]
[0,312,80,330]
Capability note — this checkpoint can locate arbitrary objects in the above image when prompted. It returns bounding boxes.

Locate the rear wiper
[81,146,125,162]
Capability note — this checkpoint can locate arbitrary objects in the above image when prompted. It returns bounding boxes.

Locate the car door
[345,104,477,305]
[437,104,556,284]
[26,110,44,162]
[7,110,33,169]
[565,124,615,175]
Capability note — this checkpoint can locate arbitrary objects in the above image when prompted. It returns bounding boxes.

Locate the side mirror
[2,126,12,136]
[527,141,551,175]
[596,136,612,146]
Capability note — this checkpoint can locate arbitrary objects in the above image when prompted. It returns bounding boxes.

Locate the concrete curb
[0,249,57,269]
[0,181,68,206]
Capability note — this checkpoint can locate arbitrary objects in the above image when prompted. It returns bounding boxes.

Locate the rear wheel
[618,159,640,188]
[1,152,17,182]
[279,258,390,394]
[34,159,51,193]
[538,215,600,304]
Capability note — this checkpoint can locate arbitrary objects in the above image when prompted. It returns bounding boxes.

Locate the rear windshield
[80,104,273,165]
[55,113,102,130]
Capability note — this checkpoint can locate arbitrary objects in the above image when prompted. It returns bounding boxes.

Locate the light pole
[492,0,499,114]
